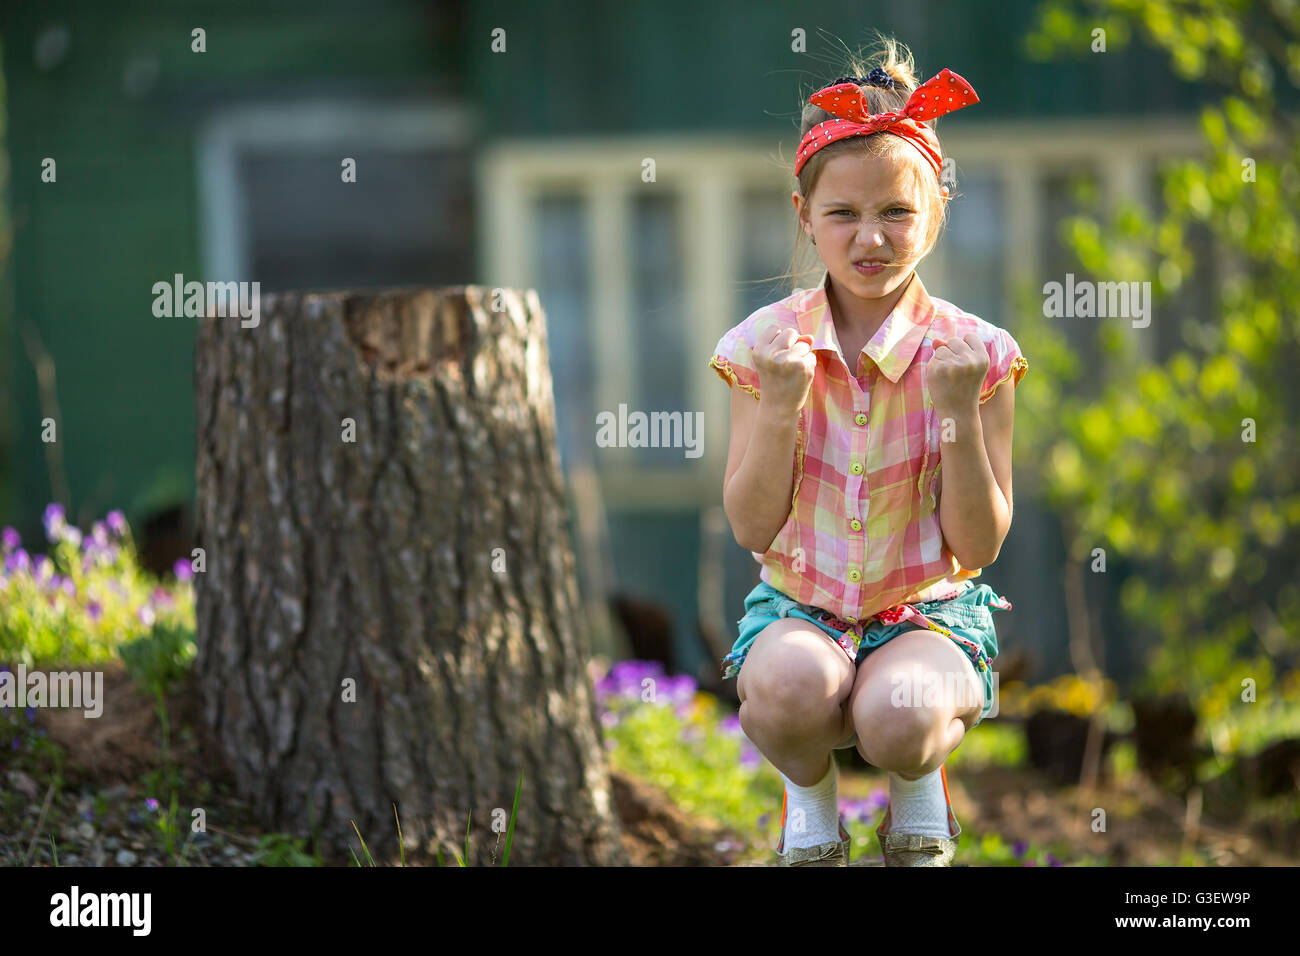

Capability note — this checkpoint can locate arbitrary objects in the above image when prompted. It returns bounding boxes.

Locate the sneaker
[874,764,960,867]
[774,785,852,866]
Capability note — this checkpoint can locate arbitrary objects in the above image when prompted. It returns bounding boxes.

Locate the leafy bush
[119,622,197,703]
[0,504,195,668]
[595,660,771,835]
[944,720,1028,770]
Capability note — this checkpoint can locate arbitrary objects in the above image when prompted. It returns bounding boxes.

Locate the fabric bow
[794,68,979,179]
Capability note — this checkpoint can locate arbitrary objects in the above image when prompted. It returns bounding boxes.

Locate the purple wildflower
[25,707,36,723]
[91,522,109,548]
[660,674,697,705]
[1047,853,1062,867]
[838,798,865,823]
[34,555,54,585]
[137,605,156,629]
[87,600,103,623]
[757,813,771,829]
[61,526,82,548]
[5,549,32,575]
[61,577,76,598]
[601,660,665,701]
[145,798,159,813]
[129,809,140,823]
[600,711,619,728]
[1012,840,1027,859]
[718,713,742,736]
[10,738,19,751]
[81,809,94,822]
[1,527,18,552]
[173,558,193,582]
[42,504,66,540]
[106,510,127,536]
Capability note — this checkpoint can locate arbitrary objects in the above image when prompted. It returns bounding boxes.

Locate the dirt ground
[11,659,1295,867]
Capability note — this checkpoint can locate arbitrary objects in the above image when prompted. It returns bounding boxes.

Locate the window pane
[242,148,472,292]
[629,192,688,464]
[739,186,798,314]
[533,194,592,471]
[943,171,1005,324]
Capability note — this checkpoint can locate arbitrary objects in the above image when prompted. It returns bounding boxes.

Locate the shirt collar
[795,268,936,382]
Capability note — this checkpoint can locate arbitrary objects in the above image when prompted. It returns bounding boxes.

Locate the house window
[240,148,472,292]
[197,102,473,290]
[739,185,797,314]
[939,170,1005,324]
[629,192,689,463]
[533,193,592,471]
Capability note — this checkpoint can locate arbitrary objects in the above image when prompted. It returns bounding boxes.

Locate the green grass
[348,770,523,866]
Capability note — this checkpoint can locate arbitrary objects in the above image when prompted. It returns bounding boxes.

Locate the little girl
[709,39,1027,867]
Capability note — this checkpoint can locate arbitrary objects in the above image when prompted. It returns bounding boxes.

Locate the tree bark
[193,286,628,865]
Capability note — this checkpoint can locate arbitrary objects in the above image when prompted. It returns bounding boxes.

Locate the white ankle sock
[887,767,950,837]
[778,756,841,851]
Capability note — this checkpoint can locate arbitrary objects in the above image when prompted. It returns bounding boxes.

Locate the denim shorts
[721,580,1011,739]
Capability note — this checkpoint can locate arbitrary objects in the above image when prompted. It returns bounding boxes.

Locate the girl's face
[796,148,941,303]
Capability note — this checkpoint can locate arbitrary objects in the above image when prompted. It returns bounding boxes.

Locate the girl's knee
[739,664,845,741]
[852,695,953,771]
[742,628,850,706]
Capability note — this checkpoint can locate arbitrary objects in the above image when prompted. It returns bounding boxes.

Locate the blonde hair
[775,33,954,295]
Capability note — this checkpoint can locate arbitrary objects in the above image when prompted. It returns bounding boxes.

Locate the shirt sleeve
[708,321,763,401]
[979,326,1028,405]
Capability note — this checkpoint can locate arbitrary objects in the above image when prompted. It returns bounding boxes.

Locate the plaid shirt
[709,269,1028,626]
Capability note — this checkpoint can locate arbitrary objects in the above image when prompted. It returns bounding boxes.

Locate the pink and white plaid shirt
[709,268,1028,626]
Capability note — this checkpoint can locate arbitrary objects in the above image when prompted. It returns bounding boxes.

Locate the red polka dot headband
[794,68,979,179]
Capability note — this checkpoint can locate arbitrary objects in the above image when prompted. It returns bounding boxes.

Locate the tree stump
[193,286,628,865]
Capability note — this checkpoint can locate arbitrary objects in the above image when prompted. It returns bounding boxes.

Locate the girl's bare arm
[721,327,816,553]
[722,390,801,553]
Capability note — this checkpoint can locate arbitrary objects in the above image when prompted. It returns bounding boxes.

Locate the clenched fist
[926,332,989,414]
[754,326,817,415]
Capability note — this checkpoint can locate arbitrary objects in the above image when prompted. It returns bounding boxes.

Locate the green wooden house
[1,0,1225,684]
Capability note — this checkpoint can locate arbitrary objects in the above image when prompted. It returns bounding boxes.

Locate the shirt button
[850,518,862,532]
[848,568,862,583]
[850,461,863,475]
[855,413,868,426]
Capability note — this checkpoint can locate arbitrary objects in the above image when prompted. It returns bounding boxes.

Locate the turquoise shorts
[721,580,1011,740]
